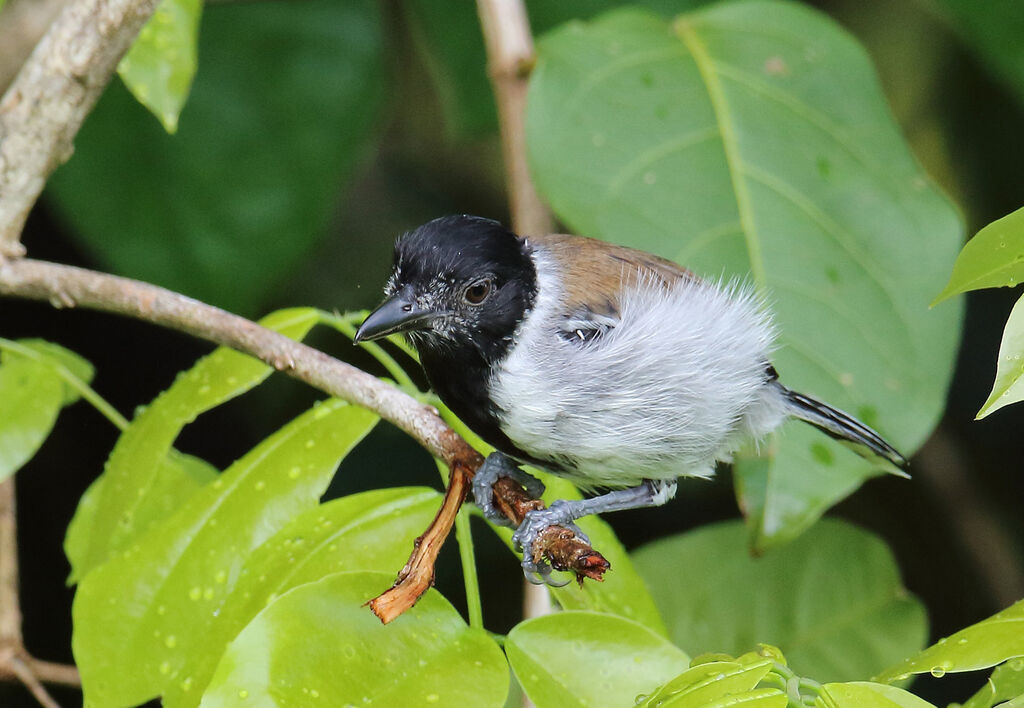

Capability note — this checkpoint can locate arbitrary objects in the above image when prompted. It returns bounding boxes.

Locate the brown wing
[522,232,698,320]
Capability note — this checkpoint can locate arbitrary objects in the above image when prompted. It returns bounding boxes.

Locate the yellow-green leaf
[817,682,936,708]
[506,611,689,708]
[73,399,377,707]
[118,0,202,132]
[199,571,508,707]
[69,307,317,580]
[934,205,1024,304]
[875,599,1024,683]
[0,358,63,482]
[164,487,442,707]
[977,292,1024,417]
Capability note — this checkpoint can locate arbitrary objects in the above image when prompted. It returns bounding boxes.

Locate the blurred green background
[2,0,1023,704]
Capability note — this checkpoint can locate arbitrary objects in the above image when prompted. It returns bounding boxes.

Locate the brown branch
[0,258,608,625]
[475,0,553,238]
[0,0,162,254]
[0,478,22,648]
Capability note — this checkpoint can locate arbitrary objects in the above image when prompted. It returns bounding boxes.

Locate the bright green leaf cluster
[934,206,1024,417]
[525,1,963,552]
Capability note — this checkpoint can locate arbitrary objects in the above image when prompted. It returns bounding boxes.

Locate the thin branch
[0,478,21,647]
[475,0,553,237]
[0,0,161,254]
[7,655,61,708]
[0,258,474,465]
[0,258,608,624]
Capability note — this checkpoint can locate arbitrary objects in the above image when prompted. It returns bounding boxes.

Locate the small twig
[475,0,553,238]
[0,0,162,252]
[6,655,61,708]
[0,478,22,647]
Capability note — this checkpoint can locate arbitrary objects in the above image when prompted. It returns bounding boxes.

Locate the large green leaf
[875,599,1024,684]
[632,519,926,683]
[527,2,962,550]
[117,0,202,132]
[68,308,317,582]
[506,611,690,708]
[73,399,377,707]
[164,487,442,707]
[64,451,218,586]
[816,682,935,708]
[48,0,383,314]
[977,292,1024,418]
[934,206,1024,304]
[0,358,63,482]
[406,0,715,136]
[962,661,1024,708]
[199,571,508,707]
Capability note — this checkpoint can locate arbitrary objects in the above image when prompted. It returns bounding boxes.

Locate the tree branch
[0,0,161,254]
[475,0,553,238]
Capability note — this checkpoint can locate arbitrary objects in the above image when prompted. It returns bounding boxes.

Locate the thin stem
[434,459,484,630]
[455,508,484,630]
[317,311,418,392]
[0,337,128,430]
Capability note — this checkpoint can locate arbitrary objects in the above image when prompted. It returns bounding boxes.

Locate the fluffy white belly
[489,257,787,490]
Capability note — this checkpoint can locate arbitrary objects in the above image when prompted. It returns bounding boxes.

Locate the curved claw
[472,453,545,529]
[523,561,571,587]
[512,501,590,587]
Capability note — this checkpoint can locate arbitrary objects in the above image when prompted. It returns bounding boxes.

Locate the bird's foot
[512,500,590,587]
[472,452,545,528]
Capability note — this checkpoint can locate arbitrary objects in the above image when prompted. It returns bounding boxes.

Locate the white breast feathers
[489,248,789,490]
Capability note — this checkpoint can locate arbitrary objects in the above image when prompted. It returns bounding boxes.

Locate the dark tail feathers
[780,386,910,475]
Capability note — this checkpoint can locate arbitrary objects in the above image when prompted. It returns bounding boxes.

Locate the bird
[354,214,908,585]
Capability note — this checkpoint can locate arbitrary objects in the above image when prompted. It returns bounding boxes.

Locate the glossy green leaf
[638,654,775,707]
[48,0,383,314]
[439,406,666,634]
[1,339,95,405]
[875,599,1024,683]
[934,206,1024,304]
[165,487,442,707]
[506,611,689,708]
[199,571,508,707]
[527,2,962,550]
[117,0,202,132]
[68,308,317,582]
[0,358,63,482]
[72,399,377,707]
[962,660,1024,708]
[978,292,1024,417]
[632,519,926,683]
[816,682,935,708]
[64,451,218,586]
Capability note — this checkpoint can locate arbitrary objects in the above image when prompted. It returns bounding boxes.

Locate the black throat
[397,217,540,461]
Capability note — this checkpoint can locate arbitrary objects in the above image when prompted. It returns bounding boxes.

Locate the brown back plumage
[521,232,697,318]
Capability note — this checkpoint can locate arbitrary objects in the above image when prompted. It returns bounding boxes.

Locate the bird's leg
[512,479,677,586]
[471,452,546,528]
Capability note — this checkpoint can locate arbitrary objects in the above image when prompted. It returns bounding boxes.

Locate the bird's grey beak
[354,294,440,343]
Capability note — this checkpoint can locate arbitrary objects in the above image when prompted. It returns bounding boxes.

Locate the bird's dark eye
[463,279,493,305]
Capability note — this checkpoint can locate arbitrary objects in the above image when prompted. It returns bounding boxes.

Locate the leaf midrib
[675,18,766,290]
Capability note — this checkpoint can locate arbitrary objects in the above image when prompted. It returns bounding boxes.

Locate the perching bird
[355,215,908,585]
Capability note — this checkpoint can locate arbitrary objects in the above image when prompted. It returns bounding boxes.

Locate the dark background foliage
[2,0,1023,704]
